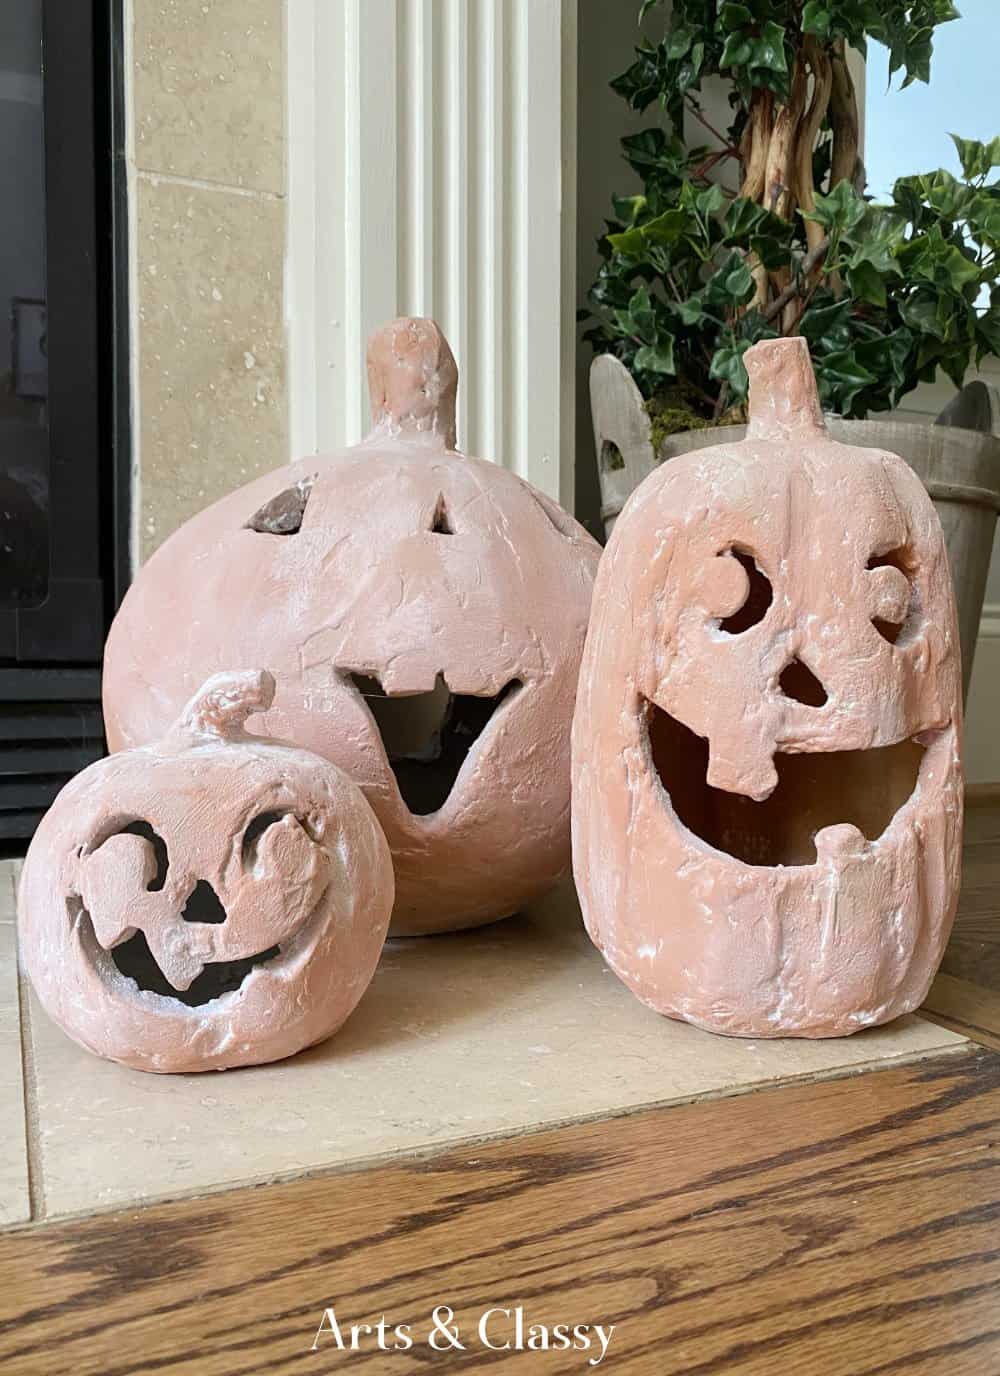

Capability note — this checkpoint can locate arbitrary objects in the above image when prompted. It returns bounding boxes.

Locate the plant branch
[761,235,831,323]
[829,40,860,188]
[684,95,740,156]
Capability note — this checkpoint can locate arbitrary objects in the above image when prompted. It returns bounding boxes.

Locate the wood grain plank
[0,1047,997,1375]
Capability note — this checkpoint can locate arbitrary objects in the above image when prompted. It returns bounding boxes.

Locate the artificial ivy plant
[582,0,1000,434]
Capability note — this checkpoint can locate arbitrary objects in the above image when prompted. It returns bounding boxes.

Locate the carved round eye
[867,549,914,645]
[711,548,773,634]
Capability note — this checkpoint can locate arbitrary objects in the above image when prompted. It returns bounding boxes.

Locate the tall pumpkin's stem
[366,317,459,450]
[179,670,276,740]
[745,337,825,440]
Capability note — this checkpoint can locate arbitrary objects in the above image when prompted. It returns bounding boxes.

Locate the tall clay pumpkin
[572,336,963,1038]
[104,318,601,935]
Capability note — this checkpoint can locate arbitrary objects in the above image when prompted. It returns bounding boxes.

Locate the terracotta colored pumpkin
[572,337,963,1038]
[19,670,393,1072]
[103,318,600,935]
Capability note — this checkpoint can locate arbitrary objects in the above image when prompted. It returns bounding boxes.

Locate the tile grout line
[11,864,46,1222]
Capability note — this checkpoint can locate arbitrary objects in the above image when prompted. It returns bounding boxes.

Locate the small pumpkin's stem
[366,317,458,450]
[745,337,825,440]
[179,670,275,739]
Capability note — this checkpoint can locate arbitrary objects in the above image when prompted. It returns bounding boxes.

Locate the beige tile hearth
[10,865,964,1222]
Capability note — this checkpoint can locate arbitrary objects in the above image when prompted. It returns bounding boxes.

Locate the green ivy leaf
[695,183,727,217]
[855,327,914,388]
[606,226,647,257]
[709,340,752,399]
[612,194,647,225]
[899,227,981,293]
[751,22,788,75]
[723,196,770,239]
[666,24,694,61]
[628,285,658,343]
[634,339,678,374]
[818,347,878,411]
[801,2,832,39]
[802,180,866,235]
[749,231,792,270]
[950,134,1000,180]
[975,312,1000,365]
[968,192,1000,243]
[720,31,754,69]
[800,297,853,353]
[673,292,708,326]
[847,260,888,307]
[899,291,951,342]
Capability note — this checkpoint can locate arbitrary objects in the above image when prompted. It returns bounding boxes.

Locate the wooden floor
[0,797,998,1375]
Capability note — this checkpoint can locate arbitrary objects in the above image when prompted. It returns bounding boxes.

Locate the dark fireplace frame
[0,0,130,847]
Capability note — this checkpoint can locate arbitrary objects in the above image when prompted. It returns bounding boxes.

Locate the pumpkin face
[103,319,600,934]
[19,671,394,1072]
[572,338,963,1038]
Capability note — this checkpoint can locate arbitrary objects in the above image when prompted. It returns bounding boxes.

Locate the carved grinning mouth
[75,814,324,1008]
[346,671,523,816]
[106,921,281,1006]
[645,701,926,867]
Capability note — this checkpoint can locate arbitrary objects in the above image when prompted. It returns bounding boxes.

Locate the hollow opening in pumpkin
[717,548,773,634]
[181,880,227,925]
[120,820,169,891]
[104,921,281,1007]
[430,495,454,534]
[779,658,828,707]
[348,671,523,816]
[867,545,917,646]
[643,700,924,867]
[245,475,314,535]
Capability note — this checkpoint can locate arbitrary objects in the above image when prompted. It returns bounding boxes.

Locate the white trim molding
[287,0,578,508]
[980,602,1000,640]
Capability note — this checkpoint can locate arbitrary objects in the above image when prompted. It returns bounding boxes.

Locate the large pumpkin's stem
[366,317,459,450]
[745,337,825,440]
[179,670,276,740]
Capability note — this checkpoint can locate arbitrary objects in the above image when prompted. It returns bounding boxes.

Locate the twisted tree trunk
[736,36,859,326]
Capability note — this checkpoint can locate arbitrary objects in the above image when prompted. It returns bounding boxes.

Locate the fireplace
[0,2,128,847]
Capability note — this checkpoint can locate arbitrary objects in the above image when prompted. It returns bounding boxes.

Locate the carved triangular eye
[246,476,314,535]
[779,659,828,707]
[430,495,453,535]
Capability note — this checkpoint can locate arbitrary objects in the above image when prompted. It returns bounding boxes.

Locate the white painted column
[287,0,578,507]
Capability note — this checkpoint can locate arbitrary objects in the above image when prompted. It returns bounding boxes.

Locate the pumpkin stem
[745,337,825,441]
[179,670,275,739]
[366,317,459,450]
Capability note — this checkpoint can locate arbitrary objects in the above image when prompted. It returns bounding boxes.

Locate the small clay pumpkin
[103,318,601,935]
[573,337,963,1038]
[19,670,394,1072]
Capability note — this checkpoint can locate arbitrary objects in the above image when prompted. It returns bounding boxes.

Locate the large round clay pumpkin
[19,670,394,1072]
[572,337,963,1038]
[104,318,600,935]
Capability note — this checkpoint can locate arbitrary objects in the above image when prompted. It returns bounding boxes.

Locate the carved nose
[779,658,828,707]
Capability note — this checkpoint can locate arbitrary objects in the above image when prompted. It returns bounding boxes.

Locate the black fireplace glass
[0,0,49,610]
